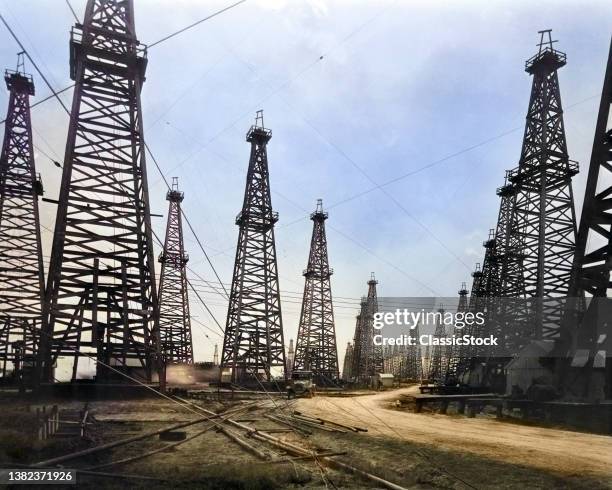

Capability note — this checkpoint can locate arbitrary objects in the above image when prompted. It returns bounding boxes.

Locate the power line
[218,42,472,274]
[0,84,74,126]
[65,0,79,22]
[144,141,230,300]
[148,0,249,49]
[164,120,443,295]
[12,0,436,305]
[1,14,231,325]
[150,228,225,336]
[281,99,472,271]
[0,14,71,116]
[2,0,248,125]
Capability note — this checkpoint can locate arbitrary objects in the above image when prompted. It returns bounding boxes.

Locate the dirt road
[297,386,612,482]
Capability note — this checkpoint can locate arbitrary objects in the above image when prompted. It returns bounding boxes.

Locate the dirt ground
[297,386,612,488]
[2,388,611,489]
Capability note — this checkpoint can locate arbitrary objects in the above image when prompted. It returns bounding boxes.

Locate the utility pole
[502,30,578,339]
[293,199,339,384]
[557,38,612,400]
[0,54,44,385]
[221,111,286,384]
[39,0,161,385]
[158,177,193,364]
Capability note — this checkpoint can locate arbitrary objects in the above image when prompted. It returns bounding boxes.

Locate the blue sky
[1,0,611,371]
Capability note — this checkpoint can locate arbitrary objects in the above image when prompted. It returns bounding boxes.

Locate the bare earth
[297,386,612,484]
[3,389,611,488]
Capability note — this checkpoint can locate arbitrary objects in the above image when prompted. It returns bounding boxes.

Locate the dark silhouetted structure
[293,199,339,383]
[286,339,294,379]
[39,0,161,384]
[158,178,193,364]
[350,307,366,381]
[445,283,469,381]
[221,111,286,383]
[502,30,578,339]
[0,54,44,382]
[366,274,383,376]
[341,342,353,381]
[557,38,612,400]
[428,308,446,381]
[351,274,382,383]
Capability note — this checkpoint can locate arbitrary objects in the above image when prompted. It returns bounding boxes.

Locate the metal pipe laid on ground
[175,398,409,490]
[33,403,253,468]
[265,414,313,435]
[218,426,271,460]
[87,405,257,471]
[293,410,368,432]
[288,414,348,433]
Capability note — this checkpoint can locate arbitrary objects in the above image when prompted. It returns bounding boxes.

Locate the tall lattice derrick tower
[422,342,432,380]
[341,342,353,381]
[494,172,517,292]
[351,299,368,382]
[492,172,526,351]
[293,199,339,383]
[286,339,294,379]
[502,30,578,340]
[365,273,383,376]
[445,283,469,382]
[472,230,503,344]
[221,111,286,383]
[39,0,161,384]
[428,307,447,382]
[461,227,509,379]
[405,320,422,381]
[390,344,405,378]
[0,54,44,382]
[158,178,193,364]
[556,39,612,400]
[480,230,501,302]
[454,264,486,377]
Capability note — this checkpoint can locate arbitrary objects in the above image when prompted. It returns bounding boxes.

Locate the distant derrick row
[350,273,383,384]
[450,31,611,396]
[38,0,162,384]
[293,199,339,384]
[0,54,45,383]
